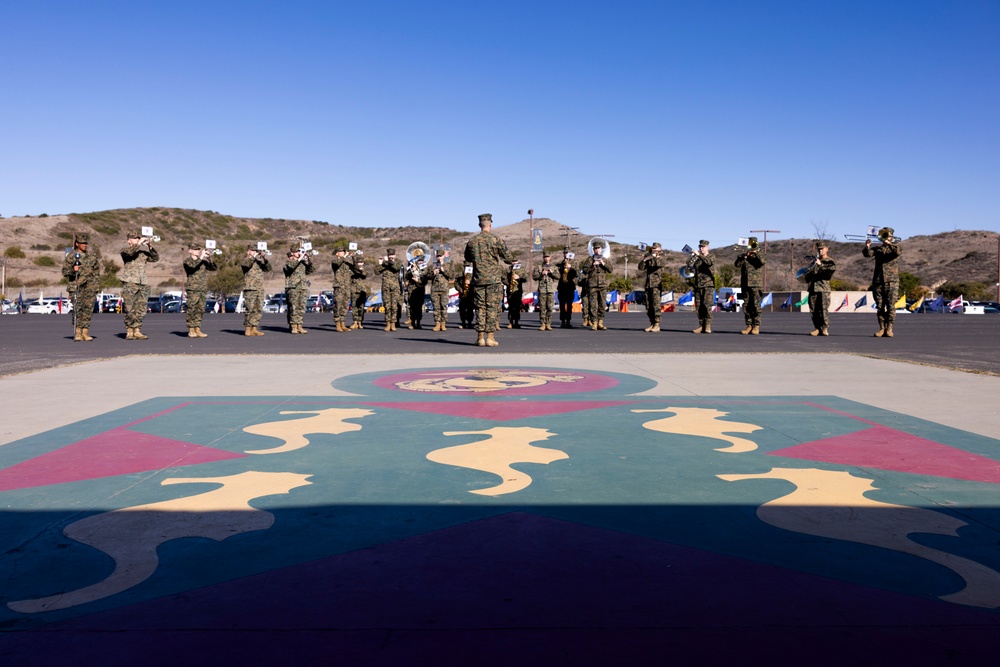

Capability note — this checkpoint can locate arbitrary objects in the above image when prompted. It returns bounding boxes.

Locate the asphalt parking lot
[2,309,998,376]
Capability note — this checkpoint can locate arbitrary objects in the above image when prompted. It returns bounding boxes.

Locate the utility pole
[527,209,534,293]
[750,229,780,292]
[563,226,580,251]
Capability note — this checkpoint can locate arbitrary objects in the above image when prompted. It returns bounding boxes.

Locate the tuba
[587,237,611,260]
[679,244,697,279]
[406,241,430,280]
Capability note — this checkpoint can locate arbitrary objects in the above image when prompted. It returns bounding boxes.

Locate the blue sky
[2,1,998,249]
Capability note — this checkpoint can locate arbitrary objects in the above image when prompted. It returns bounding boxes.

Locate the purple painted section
[360,400,635,421]
[772,424,1000,484]
[8,513,996,664]
[0,429,246,491]
[372,368,620,396]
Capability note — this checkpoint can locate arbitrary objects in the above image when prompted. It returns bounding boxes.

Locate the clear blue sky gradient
[2,1,998,249]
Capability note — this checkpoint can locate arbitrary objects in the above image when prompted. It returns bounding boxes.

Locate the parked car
[264,295,287,313]
[26,297,74,314]
[147,297,163,313]
[163,300,186,313]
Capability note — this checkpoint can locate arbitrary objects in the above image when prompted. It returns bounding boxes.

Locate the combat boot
[650,323,660,332]
[874,317,885,337]
[486,332,499,347]
[885,323,894,338]
[253,326,265,336]
[750,325,759,335]
[644,324,653,332]
[188,327,198,338]
[125,327,135,340]
[809,329,820,336]
[81,327,94,341]
[133,328,149,340]
[74,327,84,341]
[596,320,606,330]
[540,323,547,330]
[702,325,712,334]
[195,327,208,338]
[384,322,392,331]
[441,323,447,331]
[740,325,752,335]
[245,326,254,336]
[433,322,442,332]
[390,322,397,331]
[692,324,704,334]
[299,324,308,334]
[820,327,829,336]
[476,332,486,347]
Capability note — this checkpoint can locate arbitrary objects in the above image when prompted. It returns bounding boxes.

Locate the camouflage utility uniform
[804,247,837,336]
[241,250,272,335]
[350,256,369,329]
[284,252,314,333]
[735,241,765,334]
[121,236,159,338]
[581,254,612,330]
[376,252,403,331]
[330,249,356,332]
[533,257,558,330]
[62,235,101,339]
[405,260,429,329]
[863,231,901,337]
[184,249,216,336]
[457,270,475,329]
[690,244,715,333]
[464,213,513,346]
[429,256,454,331]
[637,246,665,331]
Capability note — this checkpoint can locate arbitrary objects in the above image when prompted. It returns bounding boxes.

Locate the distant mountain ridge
[1,208,997,296]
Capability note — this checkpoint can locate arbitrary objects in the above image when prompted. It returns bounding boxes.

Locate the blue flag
[854,295,867,309]
[678,290,694,305]
[781,293,794,309]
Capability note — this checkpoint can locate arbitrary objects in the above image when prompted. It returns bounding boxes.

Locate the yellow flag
[908,295,924,312]
[894,293,907,309]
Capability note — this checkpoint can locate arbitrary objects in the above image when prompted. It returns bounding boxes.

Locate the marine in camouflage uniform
[637,243,666,332]
[376,248,403,331]
[183,244,217,338]
[330,245,356,332]
[555,252,578,328]
[464,213,513,347]
[405,255,429,329]
[62,232,101,341]
[505,263,526,328]
[429,251,454,331]
[532,252,557,330]
[690,240,716,334]
[120,230,160,340]
[349,253,369,329]
[804,241,837,336]
[735,237,766,335]
[283,247,314,334]
[862,227,901,338]
[581,247,612,331]
[240,245,272,336]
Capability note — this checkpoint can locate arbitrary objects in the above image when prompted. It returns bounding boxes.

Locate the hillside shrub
[831,278,858,291]
[4,246,26,258]
[33,256,57,267]
[24,278,48,287]
[31,244,51,250]
[6,276,23,288]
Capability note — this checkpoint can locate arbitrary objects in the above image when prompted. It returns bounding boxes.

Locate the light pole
[527,209,534,293]
[750,229,780,292]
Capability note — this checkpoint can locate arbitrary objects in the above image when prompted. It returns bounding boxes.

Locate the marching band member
[284,246,314,334]
[690,240,715,334]
[505,261,526,329]
[241,244,272,336]
[863,227,901,338]
[464,213,513,347]
[637,242,665,332]
[804,241,837,336]
[581,243,612,331]
[429,250,455,331]
[532,251,558,331]
[121,230,159,340]
[183,244,216,338]
[330,243,355,332]
[62,232,101,341]
[556,249,578,328]
[377,248,404,331]
[735,237,765,335]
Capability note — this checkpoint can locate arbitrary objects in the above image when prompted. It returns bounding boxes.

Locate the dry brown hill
[1,208,997,298]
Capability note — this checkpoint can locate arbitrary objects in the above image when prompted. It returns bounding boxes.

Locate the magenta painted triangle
[0,429,247,492]
[771,424,1000,484]
[360,400,635,421]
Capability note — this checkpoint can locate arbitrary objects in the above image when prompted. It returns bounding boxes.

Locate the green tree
[939,281,992,301]
[660,271,689,294]
[609,276,633,294]
[899,272,921,299]
[208,247,247,300]
[715,265,736,288]
[100,258,121,289]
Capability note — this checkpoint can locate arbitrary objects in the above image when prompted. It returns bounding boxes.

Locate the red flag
[834,294,849,312]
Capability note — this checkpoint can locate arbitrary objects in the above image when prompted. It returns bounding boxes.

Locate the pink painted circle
[372,368,620,396]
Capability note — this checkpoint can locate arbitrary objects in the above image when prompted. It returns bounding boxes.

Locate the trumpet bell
[406,242,431,263]
[587,237,611,259]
